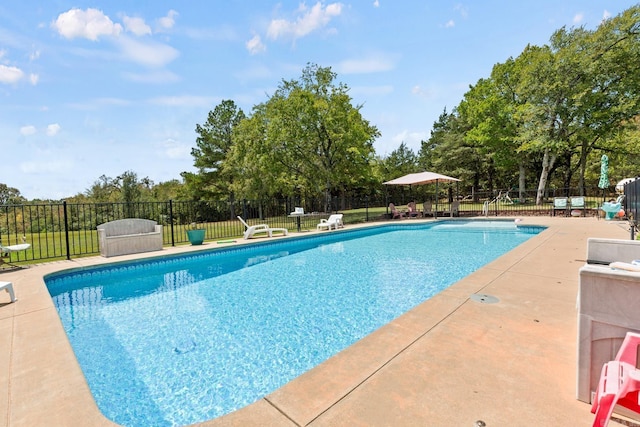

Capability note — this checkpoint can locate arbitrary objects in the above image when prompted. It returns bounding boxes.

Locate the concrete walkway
[0,217,634,426]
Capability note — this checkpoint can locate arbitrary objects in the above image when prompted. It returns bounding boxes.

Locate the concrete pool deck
[0,217,636,426]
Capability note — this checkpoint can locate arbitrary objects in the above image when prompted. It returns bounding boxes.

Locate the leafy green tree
[228,64,379,210]
[413,6,640,204]
[418,108,483,197]
[117,170,144,205]
[418,108,450,172]
[570,8,640,192]
[152,179,183,201]
[379,142,418,181]
[84,171,154,204]
[225,104,278,200]
[183,100,246,200]
[513,6,640,202]
[85,175,118,202]
[0,184,25,205]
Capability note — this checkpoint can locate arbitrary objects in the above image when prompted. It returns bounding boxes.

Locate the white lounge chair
[0,238,30,269]
[317,214,344,231]
[237,216,288,240]
[0,281,16,303]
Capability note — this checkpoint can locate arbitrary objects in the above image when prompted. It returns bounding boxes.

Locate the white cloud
[52,8,123,41]
[267,2,343,41]
[29,50,41,61]
[115,36,179,67]
[20,125,37,136]
[336,54,395,74]
[29,73,39,85]
[123,16,152,36]
[454,4,469,19]
[0,64,24,83]
[157,10,179,32]
[246,34,266,55]
[603,10,611,21]
[46,123,61,136]
[373,1,380,7]
[445,19,455,28]
[573,13,584,24]
[50,8,180,69]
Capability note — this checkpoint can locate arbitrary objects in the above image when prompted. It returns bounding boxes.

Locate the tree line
[4,6,640,207]
[417,6,640,204]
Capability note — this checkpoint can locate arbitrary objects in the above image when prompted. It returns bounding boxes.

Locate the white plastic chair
[0,238,30,269]
[317,214,344,231]
[237,216,288,239]
[0,281,16,303]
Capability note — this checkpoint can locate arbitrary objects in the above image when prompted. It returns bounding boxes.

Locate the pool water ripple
[46,221,543,426]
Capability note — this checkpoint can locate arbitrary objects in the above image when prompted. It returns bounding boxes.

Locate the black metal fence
[624,179,640,239]
[0,187,622,266]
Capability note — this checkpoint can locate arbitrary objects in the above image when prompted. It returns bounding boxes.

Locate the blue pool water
[46,220,544,426]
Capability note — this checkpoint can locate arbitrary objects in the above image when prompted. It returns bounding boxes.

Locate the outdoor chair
[237,216,288,240]
[0,238,30,269]
[422,201,433,218]
[570,196,586,216]
[552,197,569,216]
[389,203,405,219]
[317,214,344,231]
[450,200,460,217]
[0,281,16,303]
[591,331,640,427]
[407,202,421,218]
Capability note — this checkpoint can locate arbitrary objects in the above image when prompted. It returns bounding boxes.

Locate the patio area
[0,217,636,426]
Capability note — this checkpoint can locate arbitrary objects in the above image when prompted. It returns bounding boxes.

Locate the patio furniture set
[389,201,459,219]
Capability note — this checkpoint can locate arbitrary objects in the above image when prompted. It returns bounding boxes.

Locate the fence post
[63,201,71,260]
[169,200,175,247]
[365,196,369,222]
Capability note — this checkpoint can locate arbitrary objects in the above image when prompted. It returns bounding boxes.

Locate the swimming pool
[45,220,544,426]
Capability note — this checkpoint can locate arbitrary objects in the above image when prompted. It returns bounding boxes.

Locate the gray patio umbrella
[598,154,610,202]
[383,171,461,218]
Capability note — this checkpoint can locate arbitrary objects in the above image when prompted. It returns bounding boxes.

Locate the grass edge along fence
[0,190,617,266]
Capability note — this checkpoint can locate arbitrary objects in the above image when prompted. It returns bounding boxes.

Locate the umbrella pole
[434,180,439,219]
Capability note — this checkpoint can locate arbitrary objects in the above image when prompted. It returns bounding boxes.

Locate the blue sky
[0,1,632,200]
